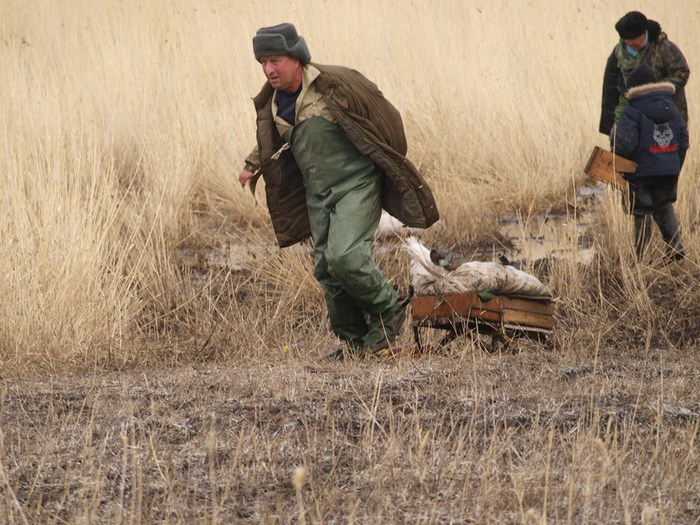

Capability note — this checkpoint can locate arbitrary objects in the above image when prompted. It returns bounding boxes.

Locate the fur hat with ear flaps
[615,11,649,39]
[253,23,311,65]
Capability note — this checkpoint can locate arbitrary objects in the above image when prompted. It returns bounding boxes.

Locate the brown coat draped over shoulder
[251,63,439,248]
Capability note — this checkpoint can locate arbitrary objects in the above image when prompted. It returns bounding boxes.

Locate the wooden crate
[583,146,637,189]
[411,293,554,351]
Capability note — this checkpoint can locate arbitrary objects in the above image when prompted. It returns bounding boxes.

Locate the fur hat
[615,11,649,39]
[626,63,657,90]
[253,23,311,65]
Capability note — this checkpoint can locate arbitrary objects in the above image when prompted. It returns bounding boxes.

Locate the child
[614,63,689,261]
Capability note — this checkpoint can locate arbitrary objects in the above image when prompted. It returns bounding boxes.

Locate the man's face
[624,33,647,51]
[261,55,302,93]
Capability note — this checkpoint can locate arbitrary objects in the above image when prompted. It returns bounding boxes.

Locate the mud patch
[500,212,595,264]
[500,185,605,264]
[177,186,605,274]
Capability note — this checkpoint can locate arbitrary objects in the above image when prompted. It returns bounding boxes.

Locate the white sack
[405,237,551,298]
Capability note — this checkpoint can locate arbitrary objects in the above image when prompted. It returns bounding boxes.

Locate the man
[614,63,689,261]
[238,23,439,358]
[599,11,689,136]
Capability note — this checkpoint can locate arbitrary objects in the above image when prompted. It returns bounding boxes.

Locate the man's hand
[239,169,255,187]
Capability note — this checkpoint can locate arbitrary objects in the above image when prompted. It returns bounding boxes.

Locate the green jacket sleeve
[655,40,690,88]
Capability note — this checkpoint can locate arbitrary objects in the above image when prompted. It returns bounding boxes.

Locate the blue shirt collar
[625,31,649,56]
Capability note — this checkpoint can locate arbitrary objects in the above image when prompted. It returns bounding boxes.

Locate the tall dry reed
[0,0,698,371]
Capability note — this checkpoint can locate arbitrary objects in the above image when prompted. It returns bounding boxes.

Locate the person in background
[238,23,439,358]
[599,11,689,137]
[614,63,689,261]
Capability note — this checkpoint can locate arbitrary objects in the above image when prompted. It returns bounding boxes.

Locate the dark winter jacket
[251,63,439,247]
[599,21,689,135]
[614,81,689,184]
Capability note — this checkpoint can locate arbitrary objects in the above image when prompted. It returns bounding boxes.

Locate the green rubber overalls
[288,116,400,348]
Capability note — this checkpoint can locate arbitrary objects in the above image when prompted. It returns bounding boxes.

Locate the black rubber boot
[654,203,685,261]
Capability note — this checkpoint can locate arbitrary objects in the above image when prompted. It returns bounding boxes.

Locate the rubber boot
[364,294,412,355]
[653,203,685,261]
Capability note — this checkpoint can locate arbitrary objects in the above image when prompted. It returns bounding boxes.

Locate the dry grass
[1,0,700,522]
[2,350,699,523]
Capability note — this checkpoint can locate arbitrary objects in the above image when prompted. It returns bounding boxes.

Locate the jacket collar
[253,64,321,110]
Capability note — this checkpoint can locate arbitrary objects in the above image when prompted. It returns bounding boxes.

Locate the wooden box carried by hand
[584,146,637,189]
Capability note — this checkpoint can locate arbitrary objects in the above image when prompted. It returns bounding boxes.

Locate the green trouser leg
[289,117,398,345]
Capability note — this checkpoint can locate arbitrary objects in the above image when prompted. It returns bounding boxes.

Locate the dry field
[1,0,700,523]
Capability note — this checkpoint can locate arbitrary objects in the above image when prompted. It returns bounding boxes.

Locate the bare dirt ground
[3,340,700,523]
